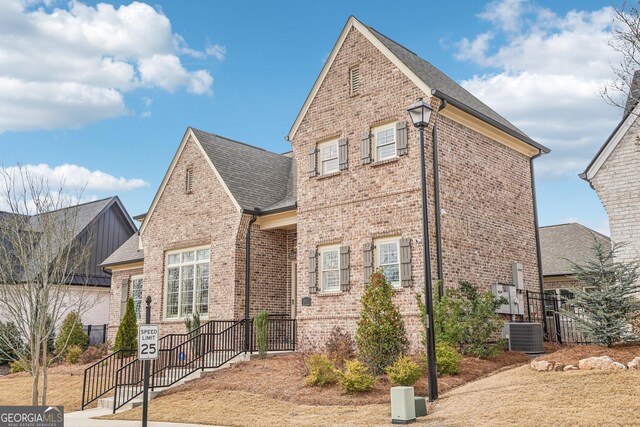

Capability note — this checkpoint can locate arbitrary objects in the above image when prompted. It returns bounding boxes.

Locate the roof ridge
[27,196,115,217]
[190,127,290,158]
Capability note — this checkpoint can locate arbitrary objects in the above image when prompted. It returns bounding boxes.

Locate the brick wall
[141,135,241,335]
[292,27,540,353]
[590,118,640,267]
[543,276,585,291]
[107,266,143,343]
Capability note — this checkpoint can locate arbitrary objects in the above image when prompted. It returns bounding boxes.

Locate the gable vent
[349,67,361,96]
[185,168,193,194]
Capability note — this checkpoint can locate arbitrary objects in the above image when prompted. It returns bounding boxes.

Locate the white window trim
[372,122,397,162]
[319,244,341,293]
[317,139,340,175]
[374,237,401,288]
[131,275,144,322]
[164,245,211,320]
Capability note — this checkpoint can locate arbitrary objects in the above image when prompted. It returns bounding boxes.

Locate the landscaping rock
[563,365,578,371]
[553,363,564,371]
[530,360,553,371]
[578,356,627,370]
[627,357,640,370]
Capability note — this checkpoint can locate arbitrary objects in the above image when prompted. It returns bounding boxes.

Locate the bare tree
[603,1,640,113]
[0,165,96,405]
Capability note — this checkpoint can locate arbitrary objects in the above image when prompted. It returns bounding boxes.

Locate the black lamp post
[407,97,438,401]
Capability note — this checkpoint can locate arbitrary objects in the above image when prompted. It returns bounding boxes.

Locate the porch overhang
[255,209,297,230]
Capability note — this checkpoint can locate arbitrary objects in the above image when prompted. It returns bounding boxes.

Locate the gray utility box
[502,322,544,353]
[492,283,524,316]
[391,387,416,424]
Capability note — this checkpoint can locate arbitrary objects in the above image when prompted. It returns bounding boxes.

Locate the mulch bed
[535,343,640,366]
[159,351,530,406]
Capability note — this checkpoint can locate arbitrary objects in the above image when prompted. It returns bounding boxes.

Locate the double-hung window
[165,247,210,319]
[375,237,400,287]
[320,245,340,292]
[131,276,143,321]
[373,123,397,161]
[318,139,339,175]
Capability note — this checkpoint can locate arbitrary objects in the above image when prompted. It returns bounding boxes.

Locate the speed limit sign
[138,324,159,360]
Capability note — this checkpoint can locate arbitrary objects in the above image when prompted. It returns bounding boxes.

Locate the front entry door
[291,261,297,319]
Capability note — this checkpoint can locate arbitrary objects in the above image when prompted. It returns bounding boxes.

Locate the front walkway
[65,407,222,427]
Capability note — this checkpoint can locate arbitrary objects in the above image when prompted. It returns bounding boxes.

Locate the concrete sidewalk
[65,407,223,427]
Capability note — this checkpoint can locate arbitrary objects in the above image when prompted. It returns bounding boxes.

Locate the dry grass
[0,363,88,411]
[103,365,640,426]
[535,343,640,366]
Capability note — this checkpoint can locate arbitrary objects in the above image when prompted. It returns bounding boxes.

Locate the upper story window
[375,237,401,287]
[131,276,143,321]
[373,123,397,161]
[185,168,193,194]
[349,67,361,96]
[165,246,210,319]
[318,139,339,175]
[320,245,340,292]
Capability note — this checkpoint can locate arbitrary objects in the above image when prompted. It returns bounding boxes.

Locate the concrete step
[96,352,250,412]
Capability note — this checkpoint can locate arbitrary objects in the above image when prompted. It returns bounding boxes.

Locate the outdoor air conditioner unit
[502,322,544,354]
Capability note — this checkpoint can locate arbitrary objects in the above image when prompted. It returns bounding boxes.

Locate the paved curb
[65,407,222,427]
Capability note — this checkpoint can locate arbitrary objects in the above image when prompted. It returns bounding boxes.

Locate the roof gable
[287,16,547,155]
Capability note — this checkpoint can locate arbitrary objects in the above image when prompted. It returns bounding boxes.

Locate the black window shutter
[308,147,317,177]
[363,242,373,283]
[339,138,348,171]
[340,246,350,291]
[308,249,318,293]
[360,131,371,164]
[120,278,129,319]
[399,238,412,287]
[396,121,408,156]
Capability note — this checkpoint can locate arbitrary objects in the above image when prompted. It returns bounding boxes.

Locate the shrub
[65,345,83,364]
[433,342,462,376]
[564,237,640,347]
[386,355,421,386]
[253,310,268,359]
[356,270,409,374]
[339,360,376,393]
[55,312,88,355]
[0,321,23,365]
[304,354,339,386]
[324,327,355,368]
[114,298,137,355]
[10,359,27,373]
[417,281,506,358]
[79,344,110,365]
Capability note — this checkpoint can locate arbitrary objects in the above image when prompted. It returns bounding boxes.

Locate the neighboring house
[581,71,640,269]
[540,223,611,295]
[0,197,137,328]
[104,16,549,351]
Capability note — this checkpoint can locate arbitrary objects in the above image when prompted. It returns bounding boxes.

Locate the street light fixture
[407,97,438,401]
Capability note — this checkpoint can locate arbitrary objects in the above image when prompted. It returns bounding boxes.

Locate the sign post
[138,296,158,427]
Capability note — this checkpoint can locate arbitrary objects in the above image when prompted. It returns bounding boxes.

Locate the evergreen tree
[565,236,640,347]
[355,269,408,374]
[55,312,88,355]
[114,298,138,355]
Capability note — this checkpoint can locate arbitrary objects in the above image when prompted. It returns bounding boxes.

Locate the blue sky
[0,0,622,234]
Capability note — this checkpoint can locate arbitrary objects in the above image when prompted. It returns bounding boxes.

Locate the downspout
[244,209,259,353]
[432,99,447,300]
[529,153,548,339]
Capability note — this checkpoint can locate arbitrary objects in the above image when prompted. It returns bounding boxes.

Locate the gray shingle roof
[540,223,611,276]
[191,128,296,213]
[366,25,549,153]
[100,233,143,267]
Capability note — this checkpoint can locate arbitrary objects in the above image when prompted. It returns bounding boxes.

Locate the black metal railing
[84,324,108,346]
[82,318,296,413]
[524,290,591,345]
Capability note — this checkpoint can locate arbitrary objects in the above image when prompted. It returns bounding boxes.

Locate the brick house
[102,17,549,352]
[540,223,611,294]
[581,72,640,271]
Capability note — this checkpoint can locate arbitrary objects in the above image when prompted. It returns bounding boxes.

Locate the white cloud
[1,163,149,192]
[0,0,225,132]
[455,2,622,180]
